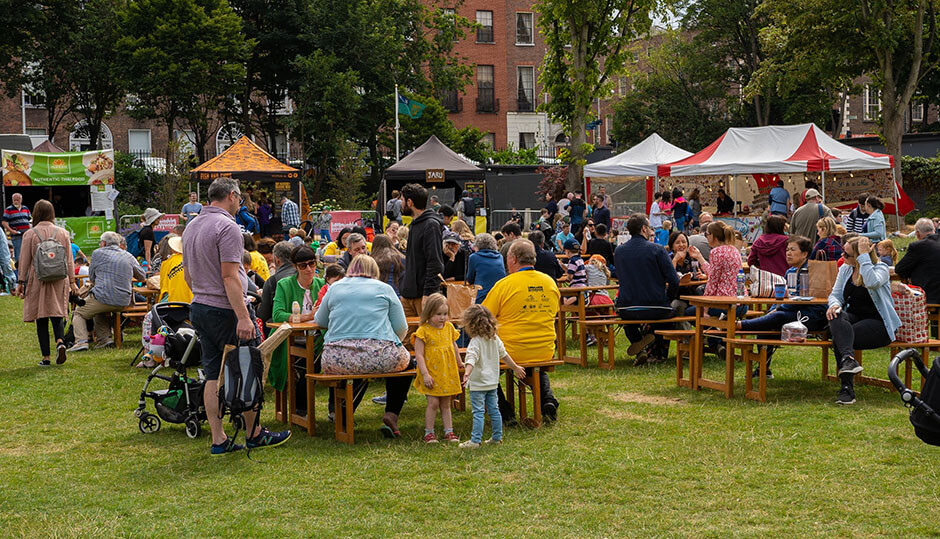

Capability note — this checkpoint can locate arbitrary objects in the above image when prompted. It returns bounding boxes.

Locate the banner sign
[328,211,364,237]
[56,217,116,253]
[153,214,180,233]
[3,149,115,186]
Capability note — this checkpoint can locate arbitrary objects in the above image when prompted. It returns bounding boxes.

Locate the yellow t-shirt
[323,241,373,257]
[158,253,193,303]
[481,268,560,365]
[249,250,270,280]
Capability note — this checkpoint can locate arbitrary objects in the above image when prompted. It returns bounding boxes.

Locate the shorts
[191,302,238,381]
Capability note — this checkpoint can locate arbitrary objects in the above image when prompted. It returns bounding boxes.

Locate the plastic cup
[774,283,786,299]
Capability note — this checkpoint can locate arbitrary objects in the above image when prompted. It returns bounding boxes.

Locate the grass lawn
[1,294,938,537]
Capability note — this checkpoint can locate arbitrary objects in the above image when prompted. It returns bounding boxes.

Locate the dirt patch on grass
[0,441,77,457]
[611,392,685,406]
[597,408,661,422]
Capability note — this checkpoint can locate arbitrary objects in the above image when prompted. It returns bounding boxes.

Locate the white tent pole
[733,175,737,217]
[394,85,400,163]
[821,170,826,201]
[892,168,901,231]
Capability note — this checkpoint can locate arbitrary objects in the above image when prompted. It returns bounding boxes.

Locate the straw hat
[142,208,163,226]
[167,236,183,254]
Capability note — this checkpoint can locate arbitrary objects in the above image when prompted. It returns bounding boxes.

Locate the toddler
[313,263,345,312]
[876,239,898,266]
[459,305,525,448]
[413,293,464,443]
[655,220,672,246]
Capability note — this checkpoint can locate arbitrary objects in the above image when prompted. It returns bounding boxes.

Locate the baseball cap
[563,238,580,251]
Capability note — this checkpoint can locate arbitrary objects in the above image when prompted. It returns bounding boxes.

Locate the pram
[134,302,207,438]
[888,349,940,447]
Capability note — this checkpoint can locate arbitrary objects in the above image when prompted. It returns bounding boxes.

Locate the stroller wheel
[185,417,201,439]
[138,413,161,434]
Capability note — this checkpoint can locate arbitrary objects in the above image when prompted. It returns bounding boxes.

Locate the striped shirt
[88,245,147,307]
[281,199,300,228]
[3,204,31,232]
[567,256,587,287]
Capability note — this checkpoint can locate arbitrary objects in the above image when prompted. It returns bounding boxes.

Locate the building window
[912,102,924,123]
[216,122,245,155]
[863,85,881,121]
[476,10,493,43]
[69,120,113,151]
[481,133,495,149]
[440,8,457,41]
[516,13,533,45]
[175,129,196,155]
[128,129,152,156]
[517,67,535,112]
[23,91,45,109]
[477,65,497,113]
[518,132,536,150]
[440,89,461,112]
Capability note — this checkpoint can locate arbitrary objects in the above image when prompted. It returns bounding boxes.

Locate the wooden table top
[558,284,618,295]
[682,295,828,306]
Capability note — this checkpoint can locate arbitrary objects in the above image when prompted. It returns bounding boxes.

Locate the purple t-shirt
[181,205,247,309]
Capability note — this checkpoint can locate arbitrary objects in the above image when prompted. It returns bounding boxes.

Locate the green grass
[1,295,938,537]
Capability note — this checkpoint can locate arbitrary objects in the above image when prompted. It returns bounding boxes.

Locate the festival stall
[2,146,117,253]
[583,133,693,219]
[382,135,487,233]
[656,123,913,240]
[190,136,304,233]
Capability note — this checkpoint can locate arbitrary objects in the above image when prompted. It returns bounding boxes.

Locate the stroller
[888,349,940,446]
[134,302,207,438]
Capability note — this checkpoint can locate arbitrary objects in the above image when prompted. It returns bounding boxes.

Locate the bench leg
[742,345,767,403]
[578,327,588,368]
[597,325,614,370]
[332,381,354,444]
[113,313,122,349]
[675,338,693,388]
[307,378,316,436]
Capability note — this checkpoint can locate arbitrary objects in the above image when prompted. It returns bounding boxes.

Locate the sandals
[379,424,401,439]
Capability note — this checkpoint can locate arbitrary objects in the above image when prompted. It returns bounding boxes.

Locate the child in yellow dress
[413,293,464,443]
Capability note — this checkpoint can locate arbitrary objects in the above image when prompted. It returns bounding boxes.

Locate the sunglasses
[295,260,316,269]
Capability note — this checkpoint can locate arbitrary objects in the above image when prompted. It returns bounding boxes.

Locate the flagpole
[394,84,400,163]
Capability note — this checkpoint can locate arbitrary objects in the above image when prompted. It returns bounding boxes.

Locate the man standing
[184,177,290,455]
[544,193,558,222]
[399,183,443,317]
[458,190,476,231]
[768,180,790,216]
[180,192,203,224]
[3,192,31,264]
[614,214,680,365]
[385,190,403,225]
[598,185,614,209]
[593,194,611,231]
[482,240,561,422]
[280,195,300,238]
[569,191,586,235]
[790,188,832,243]
[895,218,940,304]
[67,232,147,351]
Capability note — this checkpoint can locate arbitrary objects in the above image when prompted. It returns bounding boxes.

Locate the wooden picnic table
[267,321,320,433]
[133,285,160,309]
[557,284,618,365]
[682,295,827,398]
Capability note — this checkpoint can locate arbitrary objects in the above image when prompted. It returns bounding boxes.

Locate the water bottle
[291,301,300,323]
[799,268,810,297]
[736,269,747,298]
[786,270,798,297]
[691,260,699,276]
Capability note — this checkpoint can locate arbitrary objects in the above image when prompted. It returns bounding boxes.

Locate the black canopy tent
[381,136,486,227]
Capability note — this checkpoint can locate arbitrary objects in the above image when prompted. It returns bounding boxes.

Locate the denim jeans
[470,389,502,443]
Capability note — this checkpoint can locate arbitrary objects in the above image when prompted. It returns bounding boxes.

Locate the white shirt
[464,335,508,391]
[557,198,571,217]
[649,202,663,228]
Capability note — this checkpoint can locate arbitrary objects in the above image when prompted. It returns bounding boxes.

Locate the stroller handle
[888,348,930,398]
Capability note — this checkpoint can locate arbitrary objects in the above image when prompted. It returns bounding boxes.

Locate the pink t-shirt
[701,244,741,297]
[181,205,247,309]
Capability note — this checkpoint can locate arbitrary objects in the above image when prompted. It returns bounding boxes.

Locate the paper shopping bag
[808,258,839,299]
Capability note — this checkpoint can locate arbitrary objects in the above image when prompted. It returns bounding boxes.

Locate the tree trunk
[881,100,905,184]
[566,24,588,193]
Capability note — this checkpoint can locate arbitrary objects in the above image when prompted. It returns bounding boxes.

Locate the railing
[516,97,535,112]
[477,92,499,113]
[488,209,542,232]
[441,93,463,113]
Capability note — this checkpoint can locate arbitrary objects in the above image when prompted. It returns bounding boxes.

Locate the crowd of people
[3,177,940,451]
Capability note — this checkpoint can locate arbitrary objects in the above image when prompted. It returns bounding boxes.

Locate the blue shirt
[71,243,81,260]
[828,254,900,338]
[614,236,679,308]
[555,231,575,250]
[769,187,790,214]
[0,231,15,283]
[181,202,203,221]
[466,249,505,303]
[859,209,886,243]
[314,276,408,345]
[88,245,147,307]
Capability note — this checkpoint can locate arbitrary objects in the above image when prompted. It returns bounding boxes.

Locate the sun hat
[141,208,163,226]
[167,236,183,254]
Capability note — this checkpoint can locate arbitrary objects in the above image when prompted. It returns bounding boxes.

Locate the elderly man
[67,231,146,351]
[895,218,940,304]
[257,241,296,325]
[482,240,561,423]
[688,212,713,260]
[614,214,680,365]
[790,188,833,242]
[336,233,369,270]
[3,192,31,264]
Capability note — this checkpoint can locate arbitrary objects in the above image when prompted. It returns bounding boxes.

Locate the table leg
[306,332,316,436]
[577,294,587,368]
[693,305,703,390]
[725,306,737,399]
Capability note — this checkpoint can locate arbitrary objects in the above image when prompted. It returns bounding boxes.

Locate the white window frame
[863,85,882,122]
[69,120,113,151]
[912,102,924,123]
[128,129,152,156]
[515,12,534,45]
[216,122,245,155]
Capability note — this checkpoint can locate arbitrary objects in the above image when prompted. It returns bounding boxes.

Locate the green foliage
[113,151,150,216]
[385,92,489,165]
[486,147,540,165]
[325,141,370,210]
[901,154,940,219]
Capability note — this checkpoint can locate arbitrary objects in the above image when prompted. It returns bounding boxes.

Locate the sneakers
[459,440,481,449]
[67,341,89,353]
[372,393,387,405]
[836,385,856,405]
[210,438,244,456]
[423,432,439,444]
[585,334,597,347]
[94,339,114,350]
[751,367,774,380]
[838,357,863,376]
[542,401,558,422]
[443,432,460,443]
[56,343,67,365]
[632,352,649,367]
[246,427,291,450]
[627,333,655,355]
[38,359,51,367]
[484,438,502,445]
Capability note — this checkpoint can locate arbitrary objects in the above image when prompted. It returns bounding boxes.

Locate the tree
[118,0,250,165]
[536,0,655,190]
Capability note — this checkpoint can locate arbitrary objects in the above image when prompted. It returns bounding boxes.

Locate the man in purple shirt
[182,177,290,456]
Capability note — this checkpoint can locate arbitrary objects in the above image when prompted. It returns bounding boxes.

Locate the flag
[397,94,426,119]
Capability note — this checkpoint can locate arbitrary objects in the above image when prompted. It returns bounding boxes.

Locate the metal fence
[488,209,541,231]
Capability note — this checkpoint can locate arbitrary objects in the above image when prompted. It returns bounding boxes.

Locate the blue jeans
[469,389,502,443]
[11,234,22,271]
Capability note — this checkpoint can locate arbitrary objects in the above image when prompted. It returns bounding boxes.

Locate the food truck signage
[2,149,115,186]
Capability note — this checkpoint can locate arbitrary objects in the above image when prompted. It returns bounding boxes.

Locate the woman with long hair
[372,233,405,295]
[14,199,77,366]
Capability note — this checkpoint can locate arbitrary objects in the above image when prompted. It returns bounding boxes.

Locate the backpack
[220,343,264,417]
[34,227,68,282]
[461,196,476,216]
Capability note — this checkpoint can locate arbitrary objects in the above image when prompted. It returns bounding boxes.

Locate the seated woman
[270,245,326,402]
[736,236,827,378]
[748,214,789,276]
[826,236,900,405]
[811,216,843,261]
[314,255,412,437]
[466,233,505,304]
[668,231,704,314]
[371,233,405,295]
[687,221,744,352]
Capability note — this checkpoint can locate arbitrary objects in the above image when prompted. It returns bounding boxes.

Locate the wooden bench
[306,370,417,444]
[503,360,563,428]
[579,316,695,370]
[112,305,149,349]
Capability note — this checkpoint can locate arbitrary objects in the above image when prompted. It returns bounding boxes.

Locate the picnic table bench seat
[576,316,695,370]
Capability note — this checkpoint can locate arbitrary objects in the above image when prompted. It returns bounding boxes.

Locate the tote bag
[808,252,839,299]
[893,284,929,343]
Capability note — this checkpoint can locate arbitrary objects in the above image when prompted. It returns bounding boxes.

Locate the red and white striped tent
[657,123,912,216]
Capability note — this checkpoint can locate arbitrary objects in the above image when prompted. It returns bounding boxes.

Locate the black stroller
[888,349,940,447]
[134,302,207,438]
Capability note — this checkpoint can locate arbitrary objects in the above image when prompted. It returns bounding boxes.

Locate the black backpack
[220,344,264,440]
